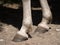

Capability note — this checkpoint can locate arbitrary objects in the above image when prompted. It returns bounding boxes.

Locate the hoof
[34,26,49,34]
[12,33,28,42]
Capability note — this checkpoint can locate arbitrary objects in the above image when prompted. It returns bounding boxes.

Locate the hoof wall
[12,33,28,42]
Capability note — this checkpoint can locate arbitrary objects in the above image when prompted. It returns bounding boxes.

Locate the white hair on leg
[13,0,32,42]
[40,0,52,24]
[38,0,52,29]
[19,0,32,37]
[33,0,52,34]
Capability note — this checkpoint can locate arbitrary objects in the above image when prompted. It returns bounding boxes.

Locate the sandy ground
[0,22,60,45]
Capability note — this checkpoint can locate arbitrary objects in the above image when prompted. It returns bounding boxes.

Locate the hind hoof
[33,25,50,34]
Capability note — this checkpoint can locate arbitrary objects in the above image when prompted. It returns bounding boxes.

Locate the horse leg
[35,0,52,33]
[13,0,32,42]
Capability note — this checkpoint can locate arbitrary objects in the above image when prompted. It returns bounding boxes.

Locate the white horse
[12,0,52,42]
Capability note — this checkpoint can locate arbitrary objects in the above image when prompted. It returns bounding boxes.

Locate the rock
[56,28,60,32]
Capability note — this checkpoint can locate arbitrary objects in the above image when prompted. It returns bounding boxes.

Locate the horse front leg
[13,0,32,42]
[34,0,52,33]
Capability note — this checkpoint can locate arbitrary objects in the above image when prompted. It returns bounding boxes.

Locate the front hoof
[12,33,28,42]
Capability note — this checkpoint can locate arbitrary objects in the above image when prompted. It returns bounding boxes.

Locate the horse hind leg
[34,0,52,34]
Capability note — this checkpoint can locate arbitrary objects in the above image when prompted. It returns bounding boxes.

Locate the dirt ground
[0,22,60,45]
